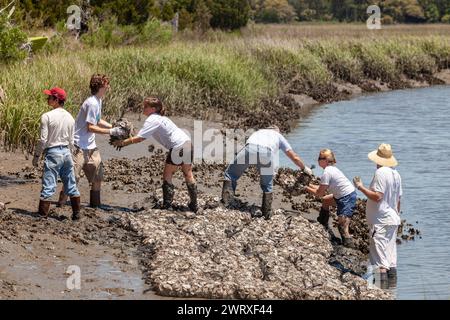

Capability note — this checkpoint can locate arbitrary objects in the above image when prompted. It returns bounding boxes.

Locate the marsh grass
[1,24,450,151]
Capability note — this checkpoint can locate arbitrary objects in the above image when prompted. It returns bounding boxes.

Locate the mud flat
[0,121,420,300]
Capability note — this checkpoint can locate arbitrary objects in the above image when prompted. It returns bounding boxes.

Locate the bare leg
[181,164,195,184]
[163,164,179,183]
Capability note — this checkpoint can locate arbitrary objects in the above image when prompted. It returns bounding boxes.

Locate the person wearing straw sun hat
[353,143,402,287]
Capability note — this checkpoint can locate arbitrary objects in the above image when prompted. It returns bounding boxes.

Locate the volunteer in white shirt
[222,126,312,220]
[33,87,81,220]
[112,97,198,212]
[58,74,124,209]
[353,143,402,286]
[305,149,357,248]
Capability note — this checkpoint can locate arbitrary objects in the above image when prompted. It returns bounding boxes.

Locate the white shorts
[369,224,398,270]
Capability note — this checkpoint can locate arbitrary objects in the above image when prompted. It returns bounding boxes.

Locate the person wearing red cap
[33,87,81,220]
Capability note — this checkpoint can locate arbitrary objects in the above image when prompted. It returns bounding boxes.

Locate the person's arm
[397,198,401,213]
[285,149,306,170]
[34,114,48,157]
[87,122,114,135]
[306,184,328,197]
[98,119,112,129]
[113,136,146,148]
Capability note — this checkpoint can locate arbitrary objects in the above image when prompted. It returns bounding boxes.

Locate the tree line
[1,0,449,31]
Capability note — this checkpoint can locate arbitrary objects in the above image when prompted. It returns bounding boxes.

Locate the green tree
[258,0,297,23]
[207,0,250,30]
[0,7,27,63]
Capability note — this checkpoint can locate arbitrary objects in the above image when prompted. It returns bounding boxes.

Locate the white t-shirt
[137,114,190,150]
[246,129,292,153]
[35,108,75,157]
[366,167,403,226]
[320,165,355,200]
[74,96,102,150]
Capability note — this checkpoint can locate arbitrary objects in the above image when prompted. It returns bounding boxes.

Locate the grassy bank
[1,30,450,152]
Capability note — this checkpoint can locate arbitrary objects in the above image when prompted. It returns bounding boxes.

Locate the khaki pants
[73,147,104,186]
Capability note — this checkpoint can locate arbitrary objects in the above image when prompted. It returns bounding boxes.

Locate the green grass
[1,32,449,152]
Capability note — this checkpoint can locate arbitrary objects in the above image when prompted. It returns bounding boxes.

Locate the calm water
[280,86,450,300]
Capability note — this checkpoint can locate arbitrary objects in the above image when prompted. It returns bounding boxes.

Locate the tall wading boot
[57,190,68,207]
[221,180,234,207]
[186,183,198,213]
[70,196,81,221]
[261,192,273,220]
[162,181,175,209]
[317,208,330,228]
[38,199,51,218]
[90,190,101,208]
[387,267,397,288]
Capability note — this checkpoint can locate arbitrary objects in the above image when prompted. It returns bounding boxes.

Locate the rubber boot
[261,192,273,220]
[90,190,101,208]
[379,272,389,289]
[186,183,198,213]
[38,199,51,217]
[56,190,68,207]
[387,267,397,288]
[70,196,81,221]
[162,181,175,209]
[221,180,234,207]
[317,208,330,228]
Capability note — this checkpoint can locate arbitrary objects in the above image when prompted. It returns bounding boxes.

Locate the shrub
[0,13,27,64]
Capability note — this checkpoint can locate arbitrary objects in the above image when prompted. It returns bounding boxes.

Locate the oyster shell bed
[121,190,391,299]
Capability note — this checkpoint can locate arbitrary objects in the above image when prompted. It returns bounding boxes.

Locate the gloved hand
[32,155,40,167]
[353,176,363,190]
[303,166,313,176]
[109,127,126,137]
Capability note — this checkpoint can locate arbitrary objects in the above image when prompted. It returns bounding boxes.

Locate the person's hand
[112,139,124,151]
[353,176,363,190]
[109,127,126,137]
[303,166,313,176]
[32,155,40,167]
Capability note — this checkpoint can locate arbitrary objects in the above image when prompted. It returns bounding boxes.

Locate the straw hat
[368,143,398,167]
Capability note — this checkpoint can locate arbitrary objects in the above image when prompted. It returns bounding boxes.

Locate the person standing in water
[353,143,402,287]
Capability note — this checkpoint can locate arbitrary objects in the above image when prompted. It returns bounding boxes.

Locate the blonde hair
[319,149,336,165]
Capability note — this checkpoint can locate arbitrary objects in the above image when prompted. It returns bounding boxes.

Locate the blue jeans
[224,144,275,193]
[40,146,80,200]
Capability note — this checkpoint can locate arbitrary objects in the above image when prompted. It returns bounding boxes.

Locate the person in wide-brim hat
[368,143,398,167]
[352,143,403,289]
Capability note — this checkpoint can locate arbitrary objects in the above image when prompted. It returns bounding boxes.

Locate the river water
[280,86,450,300]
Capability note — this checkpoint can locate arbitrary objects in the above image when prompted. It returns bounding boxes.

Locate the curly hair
[90,74,110,95]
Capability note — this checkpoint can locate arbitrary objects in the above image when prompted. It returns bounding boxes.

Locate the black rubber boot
[221,180,234,207]
[90,190,101,208]
[162,181,175,209]
[186,183,198,213]
[387,267,397,288]
[317,208,330,228]
[70,196,81,221]
[380,272,389,289]
[261,192,273,220]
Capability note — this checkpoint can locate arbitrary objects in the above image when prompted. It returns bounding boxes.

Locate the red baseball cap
[43,87,67,101]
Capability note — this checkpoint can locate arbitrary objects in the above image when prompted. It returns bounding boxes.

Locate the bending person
[112,97,197,212]
[305,149,356,247]
[222,126,312,220]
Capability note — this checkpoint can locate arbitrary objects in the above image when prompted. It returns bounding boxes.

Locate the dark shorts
[335,191,357,217]
[166,142,194,166]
